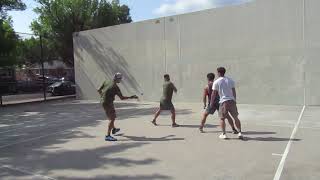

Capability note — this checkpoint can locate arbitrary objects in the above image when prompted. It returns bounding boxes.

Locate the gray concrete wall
[74,0,319,105]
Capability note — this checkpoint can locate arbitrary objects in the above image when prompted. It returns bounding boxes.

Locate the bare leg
[233,115,242,132]
[107,119,115,136]
[200,112,209,132]
[152,108,161,125]
[226,114,238,133]
[220,118,226,134]
[171,109,178,126]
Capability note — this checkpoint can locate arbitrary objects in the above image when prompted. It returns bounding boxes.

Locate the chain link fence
[0,32,75,106]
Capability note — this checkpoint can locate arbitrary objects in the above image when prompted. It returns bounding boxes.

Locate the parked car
[47,81,76,96]
[36,75,60,86]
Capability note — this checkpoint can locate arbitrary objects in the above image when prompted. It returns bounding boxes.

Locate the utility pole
[40,35,46,101]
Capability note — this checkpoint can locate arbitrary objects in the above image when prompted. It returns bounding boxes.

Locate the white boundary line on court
[273,105,306,180]
[0,108,152,149]
[0,165,57,180]
[272,153,283,157]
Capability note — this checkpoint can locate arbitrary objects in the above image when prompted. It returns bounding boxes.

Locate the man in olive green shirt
[152,74,179,127]
[98,73,138,141]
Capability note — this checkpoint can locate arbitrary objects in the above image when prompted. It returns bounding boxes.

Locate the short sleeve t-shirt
[99,81,122,105]
[212,76,235,104]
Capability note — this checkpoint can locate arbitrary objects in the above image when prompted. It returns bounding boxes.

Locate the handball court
[0,99,319,180]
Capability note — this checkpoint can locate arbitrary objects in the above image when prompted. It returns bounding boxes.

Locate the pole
[40,35,46,101]
[163,17,167,73]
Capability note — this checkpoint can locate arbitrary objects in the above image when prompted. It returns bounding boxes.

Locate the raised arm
[116,88,138,100]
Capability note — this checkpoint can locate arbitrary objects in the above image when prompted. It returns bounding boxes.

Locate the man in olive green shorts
[98,73,138,141]
[152,74,179,127]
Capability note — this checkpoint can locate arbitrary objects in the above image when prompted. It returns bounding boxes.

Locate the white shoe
[219,133,227,139]
[238,132,243,139]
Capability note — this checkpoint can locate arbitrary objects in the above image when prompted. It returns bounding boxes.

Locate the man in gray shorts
[199,73,238,134]
[210,67,243,139]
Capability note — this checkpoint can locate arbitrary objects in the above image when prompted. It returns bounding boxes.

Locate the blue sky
[8,0,251,34]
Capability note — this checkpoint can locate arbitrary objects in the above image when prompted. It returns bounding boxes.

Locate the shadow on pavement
[0,100,181,180]
[119,135,185,142]
[56,174,172,180]
[242,137,301,142]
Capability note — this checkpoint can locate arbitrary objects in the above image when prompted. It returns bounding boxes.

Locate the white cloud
[153,0,251,16]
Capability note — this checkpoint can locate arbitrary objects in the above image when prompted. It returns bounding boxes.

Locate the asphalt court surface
[0,99,319,180]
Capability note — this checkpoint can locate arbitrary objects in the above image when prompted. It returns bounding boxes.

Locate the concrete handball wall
[74,0,319,105]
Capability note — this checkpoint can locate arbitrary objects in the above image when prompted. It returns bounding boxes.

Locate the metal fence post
[40,35,46,101]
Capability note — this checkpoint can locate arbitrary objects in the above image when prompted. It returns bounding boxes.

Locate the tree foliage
[0,18,18,67]
[31,0,132,66]
[0,0,26,67]
[0,0,26,18]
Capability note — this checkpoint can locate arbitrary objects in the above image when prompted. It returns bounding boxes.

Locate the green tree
[0,18,19,67]
[31,0,132,66]
[0,0,26,67]
[16,37,57,66]
[0,0,26,18]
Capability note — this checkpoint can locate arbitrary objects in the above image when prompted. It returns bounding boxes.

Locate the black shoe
[232,128,239,134]
[112,128,120,135]
[172,123,180,128]
[105,135,117,141]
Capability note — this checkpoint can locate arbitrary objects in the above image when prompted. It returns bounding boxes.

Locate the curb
[0,95,76,107]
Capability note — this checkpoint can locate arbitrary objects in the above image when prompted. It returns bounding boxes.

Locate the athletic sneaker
[238,132,243,139]
[105,135,117,141]
[172,123,180,128]
[232,128,239,134]
[219,133,228,139]
[112,128,120,135]
[199,127,204,133]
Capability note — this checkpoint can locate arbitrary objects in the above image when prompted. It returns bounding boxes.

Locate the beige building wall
[74,0,319,105]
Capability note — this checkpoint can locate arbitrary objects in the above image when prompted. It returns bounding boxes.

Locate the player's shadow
[119,135,185,142]
[242,131,276,135]
[0,100,173,180]
[55,174,171,180]
[179,124,218,129]
[242,137,301,142]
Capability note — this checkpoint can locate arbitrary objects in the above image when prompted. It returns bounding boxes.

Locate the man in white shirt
[210,67,243,139]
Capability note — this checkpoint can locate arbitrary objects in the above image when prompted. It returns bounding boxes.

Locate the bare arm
[203,88,208,108]
[210,90,218,108]
[232,88,236,101]
[173,84,177,93]
[97,82,105,95]
[117,90,138,100]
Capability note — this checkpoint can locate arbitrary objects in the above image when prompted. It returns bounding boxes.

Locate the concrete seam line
[273,105,306,180]
[0,165,57,180]
[0,108,152,149]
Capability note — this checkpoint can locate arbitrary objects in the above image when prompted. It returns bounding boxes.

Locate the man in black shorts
[98,73,138,141]
[199,73,238,133]
[152,74,179,127]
